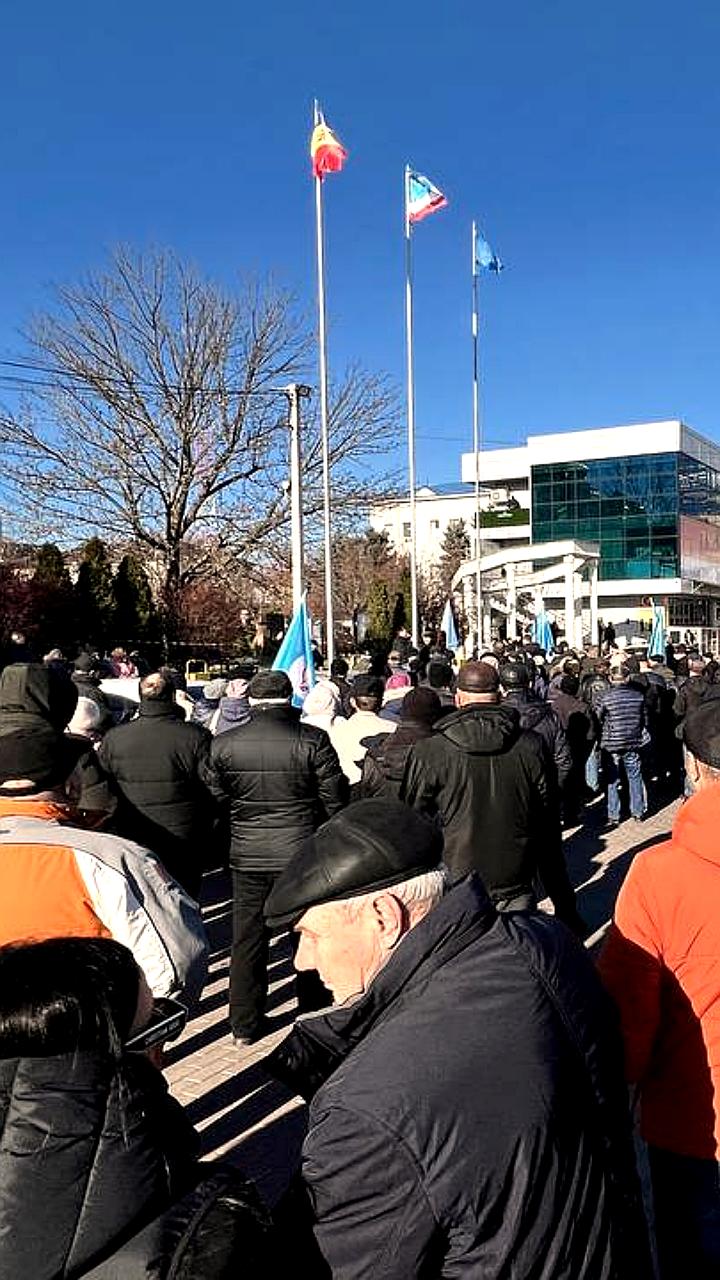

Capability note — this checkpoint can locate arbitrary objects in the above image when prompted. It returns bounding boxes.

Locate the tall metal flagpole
[314,101,335,667]
[405,165,420,646]
[471,220,483,652]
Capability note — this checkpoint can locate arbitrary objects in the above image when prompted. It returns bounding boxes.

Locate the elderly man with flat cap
[599,694,720,1277]
[265,799,650,1279]
[401,659,583,933]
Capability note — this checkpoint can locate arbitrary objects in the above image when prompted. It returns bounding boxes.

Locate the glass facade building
[532,452,720,581]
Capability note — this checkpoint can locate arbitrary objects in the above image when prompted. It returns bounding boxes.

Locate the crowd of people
[0,626,718,1277]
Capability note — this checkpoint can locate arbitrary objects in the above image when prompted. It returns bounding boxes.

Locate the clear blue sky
[2,0,720,486]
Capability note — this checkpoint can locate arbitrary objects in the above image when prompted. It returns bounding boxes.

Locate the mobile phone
[126,997,188,1052]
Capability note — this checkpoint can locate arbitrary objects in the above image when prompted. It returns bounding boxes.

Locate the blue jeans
[604,748,646,821]
[650,1146,720,1278]
[585,743,600,792]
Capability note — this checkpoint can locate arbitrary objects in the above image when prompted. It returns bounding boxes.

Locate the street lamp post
[283,383,312,615]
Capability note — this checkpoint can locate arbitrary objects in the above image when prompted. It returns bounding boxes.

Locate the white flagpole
[405,165,420,646]
[471,220,483,652]
[314,100,335,667]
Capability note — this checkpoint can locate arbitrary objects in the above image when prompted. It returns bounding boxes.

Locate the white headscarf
[301,681,341,730]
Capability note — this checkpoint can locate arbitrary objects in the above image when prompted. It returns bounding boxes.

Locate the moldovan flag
[407,170,448,224]
[311,115,347,178]
[273,594,316,707]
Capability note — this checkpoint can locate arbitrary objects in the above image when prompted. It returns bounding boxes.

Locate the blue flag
[441,598,459,651]
[273,594,316,707]
[532,609,554,655]
[649,599,666,659]
[475,233,503,274]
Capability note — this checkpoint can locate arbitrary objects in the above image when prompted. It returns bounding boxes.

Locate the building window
[403,522,411,540]
[531,453,682,580]
[430,520,440,532]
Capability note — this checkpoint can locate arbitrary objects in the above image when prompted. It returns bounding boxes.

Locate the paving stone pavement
[165,792,682,1206]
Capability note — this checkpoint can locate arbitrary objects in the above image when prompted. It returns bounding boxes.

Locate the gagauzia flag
[273,594,316,707]
[311,114,347,178]
[475,232,503,273]
[407,170,448,224]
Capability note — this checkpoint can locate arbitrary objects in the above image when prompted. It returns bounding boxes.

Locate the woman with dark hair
[0,936,199,1279]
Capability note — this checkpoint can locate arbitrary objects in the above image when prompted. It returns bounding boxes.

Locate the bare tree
[0,247,402,637]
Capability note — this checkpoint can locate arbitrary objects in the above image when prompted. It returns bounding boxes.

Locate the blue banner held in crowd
[532,608,554,655]
[272,594,316,708]
[441,598,459,651]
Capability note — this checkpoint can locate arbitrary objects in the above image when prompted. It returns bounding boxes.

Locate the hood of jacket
[435,702,521,756]
[0,663,77,730]
[217,693,251,726]
[672,783,720,869]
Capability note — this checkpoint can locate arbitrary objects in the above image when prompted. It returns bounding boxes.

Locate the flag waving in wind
[311,112,347,179]
[475,231,503,274]
[406,169,448,224]
[273,594,316,707]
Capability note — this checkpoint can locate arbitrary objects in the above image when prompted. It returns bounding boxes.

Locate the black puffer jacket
[359,719,435,799]
[207,705,347,872]
[503,689,572,787]
[268,876,651,1279]
[0,663,114,814]
[99,702,214,896]
[401,703,576,918]
[0,1049,198,1280]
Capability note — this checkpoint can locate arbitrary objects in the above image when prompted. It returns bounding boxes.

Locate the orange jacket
[0,798,109,945]
[598,784,720,1158]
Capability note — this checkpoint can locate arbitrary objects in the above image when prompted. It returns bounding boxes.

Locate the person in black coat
[548,673,597,823]
[206,669,347,1043]
[0,662,115,819]
[0,936,199,1280]
[264,801,652,1279]
[500,660,572,791]
[99,671,215,898]
[402,661,582,932]
[359,686,442,799]
[71,653,115,731]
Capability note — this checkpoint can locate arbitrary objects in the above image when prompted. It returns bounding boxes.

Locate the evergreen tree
[32,543,75,650]
[33,543,72,592]
[365,581,393,648]
[75,537,115,648]
[113,554,156,646]
[438,519,470,594]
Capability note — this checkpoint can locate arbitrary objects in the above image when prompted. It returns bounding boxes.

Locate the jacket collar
[266,875,497,1101]
[250,704,300,722]
[138,700,184,720]
[0,797,72,824]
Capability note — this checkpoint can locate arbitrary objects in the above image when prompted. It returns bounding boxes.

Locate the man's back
[271,877,649,1278]
[100,703,212,893]
[209,705,346,872]
[598,682,646,751]
[330,709,395,784]
[401,703,548,889]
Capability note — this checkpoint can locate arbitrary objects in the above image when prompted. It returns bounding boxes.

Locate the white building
[370,420,720,651]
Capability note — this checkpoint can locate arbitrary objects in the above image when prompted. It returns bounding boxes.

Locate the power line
[0,359,297,399]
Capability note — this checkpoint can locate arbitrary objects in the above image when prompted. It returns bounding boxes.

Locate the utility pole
[283,384,312,615]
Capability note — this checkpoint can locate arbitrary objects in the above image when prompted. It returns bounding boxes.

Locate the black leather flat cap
[264,799,444,928]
